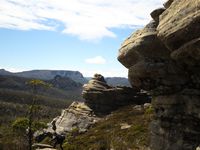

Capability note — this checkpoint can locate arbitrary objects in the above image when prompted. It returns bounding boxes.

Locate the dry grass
[63,105,154,150]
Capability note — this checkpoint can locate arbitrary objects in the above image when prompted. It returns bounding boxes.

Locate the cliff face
[118,0,200,150]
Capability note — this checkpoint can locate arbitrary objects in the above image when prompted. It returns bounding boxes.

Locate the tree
[26,79,51,150]
[12,79,51,150]
[12,117,47,149]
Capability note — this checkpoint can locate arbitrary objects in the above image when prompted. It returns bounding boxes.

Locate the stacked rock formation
[118,0,200,150]
[82,74,150,115]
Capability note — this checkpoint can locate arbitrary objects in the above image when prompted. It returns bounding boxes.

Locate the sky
[0,0,165,77]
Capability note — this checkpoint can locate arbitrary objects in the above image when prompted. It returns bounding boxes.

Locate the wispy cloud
[85,56,106,64]
[0,0,165,40]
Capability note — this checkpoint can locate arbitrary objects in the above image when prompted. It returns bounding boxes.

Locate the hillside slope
[0,75,80,149]
[62,104,154,150]
[0,75,83,100]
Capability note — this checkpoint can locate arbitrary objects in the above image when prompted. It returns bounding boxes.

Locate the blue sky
[0,0,165,77]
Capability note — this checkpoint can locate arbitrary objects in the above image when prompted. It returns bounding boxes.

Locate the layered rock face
[118,0,200,150]
[35,101,99,141]
[82,74,150,115]
[46,102,99,134]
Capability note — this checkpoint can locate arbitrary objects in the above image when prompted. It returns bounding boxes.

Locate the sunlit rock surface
[118,0,200,149]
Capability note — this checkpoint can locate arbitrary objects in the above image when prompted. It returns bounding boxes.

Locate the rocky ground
[36,103,153,150]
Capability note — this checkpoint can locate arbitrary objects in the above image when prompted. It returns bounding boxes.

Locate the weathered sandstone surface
[118,0,200,149]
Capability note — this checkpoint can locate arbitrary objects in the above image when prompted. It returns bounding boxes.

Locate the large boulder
[118,0,200,149]
[45,101,99,134]
[82,74,150,115]
[34,102,100,143]
[118,21,170,69]
[157,0,200,50]
[118,20,188,92]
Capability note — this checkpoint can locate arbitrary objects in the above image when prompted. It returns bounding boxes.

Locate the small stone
[133,105,143,111]
[144,103,152,109]
[120,123,131,130]
[32,143,54,149]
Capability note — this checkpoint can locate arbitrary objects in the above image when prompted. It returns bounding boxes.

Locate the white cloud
[0,0,165,40]
[80,68,128,77]
[0,66,27,73]
[85,56,106,64]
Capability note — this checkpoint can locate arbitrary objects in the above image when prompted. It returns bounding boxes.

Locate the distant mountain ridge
[0,69,87,84]
[0,69,131,87]
[0,69,13,76]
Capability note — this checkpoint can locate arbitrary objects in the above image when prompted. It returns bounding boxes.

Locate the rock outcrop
[46,101,99,134]
[36,74,150,146]
[82,74,150,115]
[34,101,99,142]
[118,0,200,150]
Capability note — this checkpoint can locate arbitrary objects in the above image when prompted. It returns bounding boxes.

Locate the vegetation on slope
[0,100,68,150]
[0,76,78,150]
[63,105,154,150]
[0,89,72,108]
[0,75,83,101]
